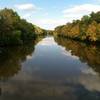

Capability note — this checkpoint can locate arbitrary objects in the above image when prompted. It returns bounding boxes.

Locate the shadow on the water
[0,45,34,79]
[0,36,43,79]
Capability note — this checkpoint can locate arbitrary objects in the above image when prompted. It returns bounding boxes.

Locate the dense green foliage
[55,12,100,42]
[0,8,45,46]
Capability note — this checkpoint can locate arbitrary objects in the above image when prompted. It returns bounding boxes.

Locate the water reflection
[0,36,100,100]
[0,46,34,80]
[0,37,43,79]
[54,36,100,74]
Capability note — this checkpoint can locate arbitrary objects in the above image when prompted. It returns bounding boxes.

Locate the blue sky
[0,0,100,30]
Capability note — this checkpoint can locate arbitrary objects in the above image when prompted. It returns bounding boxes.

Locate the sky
[0,0,100,30]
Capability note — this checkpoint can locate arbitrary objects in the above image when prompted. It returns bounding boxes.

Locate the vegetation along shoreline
[0,8,100,46]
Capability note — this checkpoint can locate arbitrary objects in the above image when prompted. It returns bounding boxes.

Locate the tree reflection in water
[0,36,43,79]
[0,36,100,100]
[54,36,100,75]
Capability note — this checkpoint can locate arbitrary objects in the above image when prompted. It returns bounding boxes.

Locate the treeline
[0,8,45,46]
[55,11,100,42]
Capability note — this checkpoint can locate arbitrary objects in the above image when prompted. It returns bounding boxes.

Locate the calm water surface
[0,36,100,100]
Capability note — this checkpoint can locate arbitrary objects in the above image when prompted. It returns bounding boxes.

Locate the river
[0,36,100,100]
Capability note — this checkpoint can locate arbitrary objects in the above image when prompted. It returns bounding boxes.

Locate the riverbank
[56,35,100,45]
[54,11,100,43]
[0,8,46,46]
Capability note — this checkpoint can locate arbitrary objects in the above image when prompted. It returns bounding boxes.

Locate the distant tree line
[0,8,45,46]
[55,11,100,42]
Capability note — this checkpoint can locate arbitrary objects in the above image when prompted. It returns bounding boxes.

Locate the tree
[54,11,100,42]
[0,8,39,45]
[86,21,97,41]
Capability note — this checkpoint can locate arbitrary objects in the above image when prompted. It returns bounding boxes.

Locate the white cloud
[37,37,56,46]
[15,3,38,11]
[28,18,67,30]
[63,4,100,20]
[14,3,42,23]
[22,13,32,19]
[63,4,100,14]
[34,4,100,30]
[15,4,100,30]
[62,50,79,59]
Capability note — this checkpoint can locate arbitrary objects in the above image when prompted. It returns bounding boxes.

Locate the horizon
[0,0,100,30]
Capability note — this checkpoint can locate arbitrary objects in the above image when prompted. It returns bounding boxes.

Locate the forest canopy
[55,11,100,42]
[0,8,100,45]
[0,8,45,46]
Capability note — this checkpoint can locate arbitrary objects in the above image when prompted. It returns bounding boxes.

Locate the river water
[0,36,100,100]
